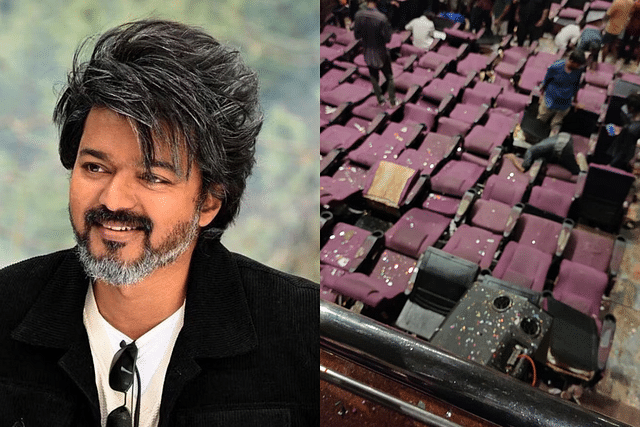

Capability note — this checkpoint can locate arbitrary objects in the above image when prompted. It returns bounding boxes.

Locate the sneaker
[388,99,401,108]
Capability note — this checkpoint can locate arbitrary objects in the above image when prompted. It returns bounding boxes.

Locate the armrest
[403,174,430,208]
[486,146,502,174]
[529,40,539,52]
[574,170,587,199]
[403,123,425,148]
[453,188,478,224]
[514,57,527,76]
[588,132,598,156]
[456,43,469,60]
[463,71,477,89]
[327,101,351,125]
[504,203,524,239]
[597,314,616,371]
[528,158,544,185]
[437,93,455,116]
[343,39,361,60]
[402,54,418,71]
[433,61,448,79]
[339,66,358,85]
[404,84,421,103]
[321,211,335,245]
[609,235,626,277]
[366,112,388,135]
[556,218,575,258]
[500,34,513,49]
[474,103,490,124]
[444,135,463,159]
[321,148,345,176]
[486,51,499,68]
[321,31,335,45]
[349,230,385,273]
[475,28,486,40]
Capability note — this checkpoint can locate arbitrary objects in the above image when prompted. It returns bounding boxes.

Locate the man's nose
[98,172,137,212]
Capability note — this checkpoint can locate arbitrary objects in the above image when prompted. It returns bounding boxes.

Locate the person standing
[515,0,551,46]
[620,0,640,64]
[537,49,587,135]
[470,0,496,36]
[602,0,634,61]
[607,93,640,171]
[354,0,399,106]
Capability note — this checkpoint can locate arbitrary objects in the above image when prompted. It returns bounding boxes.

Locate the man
[607,93,640,171]
[577,26,604,68]
[554,24,581,50]
[505,132,589,175]
[515,0,551,46]
[537,49,587,135]
[602,0,634,61]
[470,0,496,36]
[354,0,399,106]
[405,13,436,49]
[0,20,318,427]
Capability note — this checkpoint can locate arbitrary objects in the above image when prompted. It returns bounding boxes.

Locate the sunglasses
[107,340,141,427]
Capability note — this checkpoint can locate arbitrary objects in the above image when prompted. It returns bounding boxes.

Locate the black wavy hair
[53,19,263,238]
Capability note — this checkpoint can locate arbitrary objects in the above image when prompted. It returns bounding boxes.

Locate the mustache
[85,206,153,233]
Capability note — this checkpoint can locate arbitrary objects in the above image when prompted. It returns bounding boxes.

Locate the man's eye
[85,163,105,173]
[141,173,169,184]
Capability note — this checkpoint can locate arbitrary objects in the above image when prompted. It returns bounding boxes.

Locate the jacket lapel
[159,238,259,425]
[11,249,100,418]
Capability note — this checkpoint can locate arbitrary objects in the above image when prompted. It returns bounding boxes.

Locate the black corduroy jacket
[0,238,319,426]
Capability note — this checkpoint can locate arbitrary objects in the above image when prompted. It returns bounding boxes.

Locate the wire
[517,354,537,387]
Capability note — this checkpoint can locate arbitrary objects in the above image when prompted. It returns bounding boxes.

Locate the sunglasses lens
[106,405,132,427]
[109,341,138,392]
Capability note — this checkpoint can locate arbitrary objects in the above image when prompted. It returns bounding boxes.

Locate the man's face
[566,59,582,72]
[68,107,219,286]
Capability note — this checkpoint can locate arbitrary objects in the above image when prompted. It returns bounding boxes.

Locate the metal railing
[320,300,632,427]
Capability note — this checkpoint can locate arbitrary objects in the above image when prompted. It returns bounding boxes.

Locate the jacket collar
[11,238,259,420]
[12,238,258,358]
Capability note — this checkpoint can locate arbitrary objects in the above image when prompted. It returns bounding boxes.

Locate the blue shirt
[542,59,583,110]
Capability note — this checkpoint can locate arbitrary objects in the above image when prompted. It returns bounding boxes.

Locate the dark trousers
[517,19,544,46]
[470,7,493,35]
[368,59,396,104]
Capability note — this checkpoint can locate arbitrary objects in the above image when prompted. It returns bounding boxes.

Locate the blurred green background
[0,0,320,281]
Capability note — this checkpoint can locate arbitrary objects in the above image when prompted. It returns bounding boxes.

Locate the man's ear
[198,190,222,228]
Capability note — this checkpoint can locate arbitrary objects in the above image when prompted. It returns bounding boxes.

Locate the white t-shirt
[83,284,185,427]
[405,16,436,49]
[554,24,581,49]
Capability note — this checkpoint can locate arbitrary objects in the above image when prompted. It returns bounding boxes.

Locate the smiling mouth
[101,224,139,232]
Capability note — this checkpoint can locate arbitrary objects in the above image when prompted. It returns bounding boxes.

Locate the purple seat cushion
[385,208,450,258]
[422,193,461,217]
[320,265,346,302]
[456,53,489,75]
[564,228,614,272]
[430,159,485,197]
[320,125,364,154]
[442,224,501,269]
[518,67,546,93]
[545,164,579,182]
[320,175,361,207]
[495,91,530,115]
[554,259,608,322]
[492,241,552,291]
[482,174,527,205]
[321,223,371,269]
[449,103,483,124]
[321,82,371,106]
[348,133,405,167]
[464,126,503,156]
[584,70,613,89]
[515,213,562,255]
[403,102,438,129]
[418,51,450,70]
[395,68,435,92]
[528,186,573,218]
[352,95,402,120]
[470,199,513,234]
[437,117,472,137]
[590,0,612,9]
[331,249,417,306]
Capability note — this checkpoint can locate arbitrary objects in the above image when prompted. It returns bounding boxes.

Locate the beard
[70,205,200,286]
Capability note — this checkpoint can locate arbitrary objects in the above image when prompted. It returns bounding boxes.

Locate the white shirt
[405,16,436,49]
[554,24,581,49]
[83,284,185,427]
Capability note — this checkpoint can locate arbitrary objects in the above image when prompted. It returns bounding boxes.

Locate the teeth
[104,225,134,231]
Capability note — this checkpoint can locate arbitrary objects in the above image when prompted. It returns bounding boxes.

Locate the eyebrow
[78,148,179,175]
